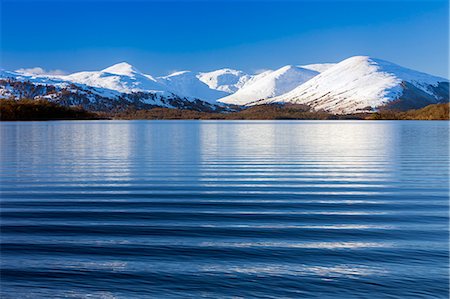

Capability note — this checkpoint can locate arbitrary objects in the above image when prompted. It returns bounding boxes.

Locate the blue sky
[1,0,448,77]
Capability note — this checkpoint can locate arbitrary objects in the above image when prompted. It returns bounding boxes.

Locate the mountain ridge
[1,56,448,113]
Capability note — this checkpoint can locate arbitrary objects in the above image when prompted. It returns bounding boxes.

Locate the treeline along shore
[0,99,103,121]
[0,99,449,121]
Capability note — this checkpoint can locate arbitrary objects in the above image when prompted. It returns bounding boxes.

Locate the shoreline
[1,100,448,121]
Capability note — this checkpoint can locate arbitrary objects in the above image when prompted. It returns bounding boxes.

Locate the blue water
[0,120,448,298]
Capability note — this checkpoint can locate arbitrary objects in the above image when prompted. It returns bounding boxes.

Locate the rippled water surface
[1,120,449,298]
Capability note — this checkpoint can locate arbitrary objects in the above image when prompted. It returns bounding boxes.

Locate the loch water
[0,120,448,298]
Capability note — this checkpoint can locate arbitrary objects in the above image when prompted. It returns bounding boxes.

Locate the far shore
[0,100,448,121]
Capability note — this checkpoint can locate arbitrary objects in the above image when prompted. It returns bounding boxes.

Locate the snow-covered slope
[197,69,251,93]
[0,70,67,86]
[218,65,319,105]
[259,56,448,113]
[65,62,166,95]
[157,71,228,102]
[64,63,236,103]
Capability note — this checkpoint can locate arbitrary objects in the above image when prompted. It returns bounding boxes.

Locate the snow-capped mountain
[197,69,251,93]
[1,56,448,114]
[0,63,234,111]
[218,65,319,105]
[0,63,245,109]
[65,62,166,95]
[0,65,222,112]
[257,56,449,113]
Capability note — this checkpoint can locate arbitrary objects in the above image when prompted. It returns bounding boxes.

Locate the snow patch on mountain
[300,63,335,73]
[197,69,251,93]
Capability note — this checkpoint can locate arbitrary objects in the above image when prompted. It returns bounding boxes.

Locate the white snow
[65,63,165,94]
[259,56,447,113]
[217,65,319,105]
[101,62,140,76]
[157,71,228,103]
[197,68,251,93]
[300,63,336,73]
[0,69,64,85]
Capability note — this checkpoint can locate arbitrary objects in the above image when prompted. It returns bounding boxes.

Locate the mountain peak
[345,55,371,61]
[102,62,139,76]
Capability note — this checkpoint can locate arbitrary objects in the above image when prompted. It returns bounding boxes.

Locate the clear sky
[1,0,448,77]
